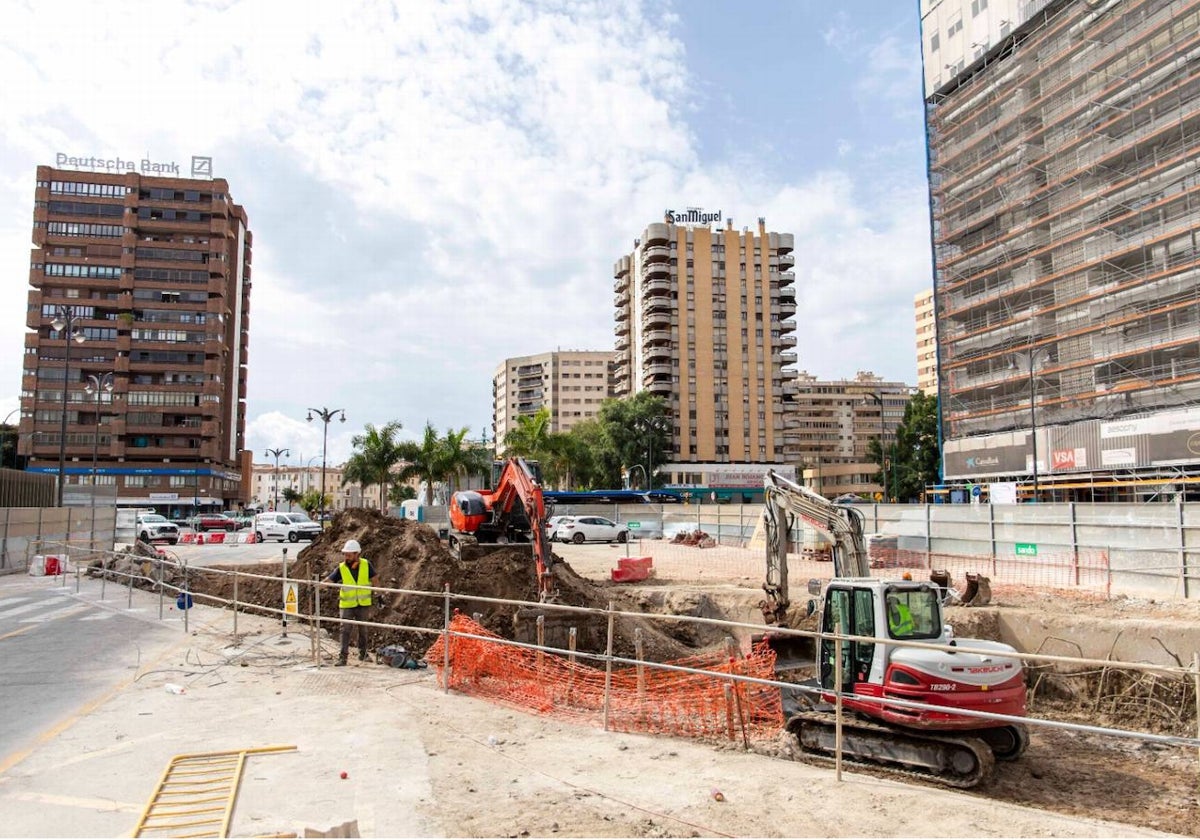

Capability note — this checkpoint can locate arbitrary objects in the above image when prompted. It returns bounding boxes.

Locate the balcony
[646,343,672,362]
[641,309,671,331]
[779,333,797,348]
[642,244,671,263]
[644,328,671,344]
[643,223,670,245]
[614,289,629,308]
[615,318,630,337]
[641,277,671,297]
[644,361,673,378]
[778,252,795,269]
[777,270,795,287]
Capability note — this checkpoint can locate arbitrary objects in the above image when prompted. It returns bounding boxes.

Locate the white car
[254,512,322,543]
[136,513,179,545]
[545,515,573,541]
[556,515,628,544]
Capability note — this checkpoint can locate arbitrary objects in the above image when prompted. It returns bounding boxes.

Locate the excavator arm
[761,469,869,625]
[489,458,555,600]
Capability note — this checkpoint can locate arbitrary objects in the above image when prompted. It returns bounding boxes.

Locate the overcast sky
[0,0,931,466]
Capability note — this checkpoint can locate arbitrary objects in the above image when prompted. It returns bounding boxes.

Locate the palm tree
[397,422,444,506]
[281,487,302,512]
[503,408,552,460]
[341,421,405,509]
[439,426,491,495]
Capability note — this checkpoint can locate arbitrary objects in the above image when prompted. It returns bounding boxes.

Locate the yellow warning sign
[283,582,298,615]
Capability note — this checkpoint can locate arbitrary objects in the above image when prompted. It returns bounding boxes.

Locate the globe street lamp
[50,305,87,506]
[265,447,290,512]
[307,407,345,522]
[864,393,889,502]
[85,373,115,510]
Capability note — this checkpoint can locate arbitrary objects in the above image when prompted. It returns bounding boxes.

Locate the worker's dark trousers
[339,604,370,660]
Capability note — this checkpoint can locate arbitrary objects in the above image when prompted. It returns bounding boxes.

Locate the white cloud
[0,0,931,466]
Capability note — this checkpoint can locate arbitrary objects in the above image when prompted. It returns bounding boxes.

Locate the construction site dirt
[114,509,1199,835]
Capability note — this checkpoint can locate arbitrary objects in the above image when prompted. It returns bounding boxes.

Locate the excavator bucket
[961,573,992,606]
[930,569,953,603]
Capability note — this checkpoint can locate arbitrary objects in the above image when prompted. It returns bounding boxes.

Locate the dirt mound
[187,509,726,662]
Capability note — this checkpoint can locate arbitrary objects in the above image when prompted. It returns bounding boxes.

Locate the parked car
[556,515,628,544]
[190,512,238,532]
[545,515,573,541]
[254,512,322,543]
[136,513,179,545]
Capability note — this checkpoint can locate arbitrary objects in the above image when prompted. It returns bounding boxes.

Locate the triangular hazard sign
[285,588,297,605]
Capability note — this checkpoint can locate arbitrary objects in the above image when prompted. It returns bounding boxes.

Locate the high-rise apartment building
[923,0,1200,500]
[915,288,938,395]
[795,371,913,500]
[492,350,615,449]
[613,214,799,498]
[18,163,251,514]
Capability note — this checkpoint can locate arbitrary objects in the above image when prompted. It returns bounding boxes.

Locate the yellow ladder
[131,745,296,838]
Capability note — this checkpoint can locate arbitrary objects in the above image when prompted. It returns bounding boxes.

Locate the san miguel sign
[666,207,723,226]
[55,152,214,178]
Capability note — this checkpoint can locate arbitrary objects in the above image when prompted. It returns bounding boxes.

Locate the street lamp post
[265,447,290,512]
[307,407,345,521]
[85,373,115,511]
[865,393,889,502]
[1013,346,1052,502]
[634,416,669,491]
[50,305,87,506]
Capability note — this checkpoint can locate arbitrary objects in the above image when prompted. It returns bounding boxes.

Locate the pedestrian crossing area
[0,593,129,629]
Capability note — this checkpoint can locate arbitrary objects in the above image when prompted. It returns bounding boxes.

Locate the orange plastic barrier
[427,613,783,742]
[611,556,653,582]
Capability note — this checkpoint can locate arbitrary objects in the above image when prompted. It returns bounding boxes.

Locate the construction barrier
[178,531,257,545]
[427,613,783,742]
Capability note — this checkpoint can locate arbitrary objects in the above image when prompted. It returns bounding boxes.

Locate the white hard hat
[341,539,361,553]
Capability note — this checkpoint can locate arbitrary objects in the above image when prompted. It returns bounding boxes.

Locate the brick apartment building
[17,161,251,515]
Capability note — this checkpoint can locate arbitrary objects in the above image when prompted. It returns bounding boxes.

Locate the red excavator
[448,457,554,599]
[760,470,1028,787]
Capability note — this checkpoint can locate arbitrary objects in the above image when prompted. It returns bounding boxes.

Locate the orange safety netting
[426,613,784,742]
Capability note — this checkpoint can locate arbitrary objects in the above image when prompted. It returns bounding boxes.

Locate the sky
[0,0,932,467]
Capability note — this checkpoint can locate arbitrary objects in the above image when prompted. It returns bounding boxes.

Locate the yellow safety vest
[888,601,914,636]
[338,560,372,608]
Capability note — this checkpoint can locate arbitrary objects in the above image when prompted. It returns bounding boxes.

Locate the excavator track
[786,711,996,789]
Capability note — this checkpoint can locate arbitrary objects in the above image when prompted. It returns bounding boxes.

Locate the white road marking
[19,605,91,624]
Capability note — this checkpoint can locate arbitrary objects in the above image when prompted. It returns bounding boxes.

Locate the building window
[947,17,962,38]
[930,32,939,52]
[971,0,987,15]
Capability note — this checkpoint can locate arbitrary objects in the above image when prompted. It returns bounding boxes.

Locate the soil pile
[185,509,729,661]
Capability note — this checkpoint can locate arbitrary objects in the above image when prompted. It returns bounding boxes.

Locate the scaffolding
[930,0,1200,462]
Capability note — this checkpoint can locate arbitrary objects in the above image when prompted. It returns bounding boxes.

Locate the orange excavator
[448,457,554,599]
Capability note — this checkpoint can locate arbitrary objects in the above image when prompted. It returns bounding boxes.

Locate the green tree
[300,488,327,516]
[281,487,302,511]
[389,483,417,505]
[503,407,552,460]
[396,422,444,506]
[867,392,940,502]
[341,421,405,509]
[439,426,491,495]
[596,392,671,488]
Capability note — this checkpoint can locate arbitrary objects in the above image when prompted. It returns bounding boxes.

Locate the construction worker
[887,596,915,638]
[326,539,377,666]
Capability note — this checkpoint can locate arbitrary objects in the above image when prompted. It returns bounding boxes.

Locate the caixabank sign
[944,406,1200,479]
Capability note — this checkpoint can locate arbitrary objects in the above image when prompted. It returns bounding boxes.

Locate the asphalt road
[0,575,179,767]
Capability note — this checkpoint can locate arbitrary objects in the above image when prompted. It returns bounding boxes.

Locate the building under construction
[923,0,1200,500]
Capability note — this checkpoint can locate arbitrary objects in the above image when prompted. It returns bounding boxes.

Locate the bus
[543,489,683,505]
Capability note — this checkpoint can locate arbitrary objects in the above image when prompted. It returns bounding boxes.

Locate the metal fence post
[442,583,452,693]
[281,547,288,638]
[1070,501,1080,586]
[157,556,164,620]
[313,575,321,666]
[75,562,80,594]
[100,561,106,600]
[834,634,844,782]
[232,569,239,637]
[182,557,189,634]
[127,563,133,609]
[603,600,615,732]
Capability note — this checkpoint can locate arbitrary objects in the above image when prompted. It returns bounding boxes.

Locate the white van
[254,512,322,543]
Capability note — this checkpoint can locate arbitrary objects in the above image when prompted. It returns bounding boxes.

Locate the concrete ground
[0,565,1184,838]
